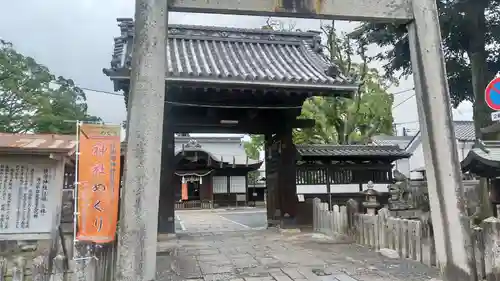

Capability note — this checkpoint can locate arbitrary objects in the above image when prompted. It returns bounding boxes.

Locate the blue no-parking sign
[485,77,500,111]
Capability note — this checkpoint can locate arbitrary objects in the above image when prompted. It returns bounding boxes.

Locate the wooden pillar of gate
[277,128,297,227]
[158,105,175,234]
[265,134,277,226]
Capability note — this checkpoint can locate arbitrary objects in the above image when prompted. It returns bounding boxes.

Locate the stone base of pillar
[157,233,176,241]
[279,216,297,229]
[157,215,175,234]
[267,219,280,228]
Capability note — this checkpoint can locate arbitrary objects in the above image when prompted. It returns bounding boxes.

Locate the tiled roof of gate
[296,144,411,158]
[103,18,357,92]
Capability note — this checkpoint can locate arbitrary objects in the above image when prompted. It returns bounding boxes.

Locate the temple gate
[104,21,358,232]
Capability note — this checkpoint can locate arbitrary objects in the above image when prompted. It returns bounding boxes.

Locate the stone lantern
[361,181,380,215]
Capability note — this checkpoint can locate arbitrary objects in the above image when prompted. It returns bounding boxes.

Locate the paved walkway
[157,211,439,281]
[176,209,265,232]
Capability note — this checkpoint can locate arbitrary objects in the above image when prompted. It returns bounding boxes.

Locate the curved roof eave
[461,150,500,172]
[174,148,262,167]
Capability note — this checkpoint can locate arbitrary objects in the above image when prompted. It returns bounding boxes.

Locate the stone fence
[0,243,116,281]
[0,255,68,281]
[312,198,500,281]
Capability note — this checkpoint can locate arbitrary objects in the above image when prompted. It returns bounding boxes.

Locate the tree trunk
[466,1,490,138]
[465,0,493,220]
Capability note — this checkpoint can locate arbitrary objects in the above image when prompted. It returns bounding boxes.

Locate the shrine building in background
[121,135,262,208]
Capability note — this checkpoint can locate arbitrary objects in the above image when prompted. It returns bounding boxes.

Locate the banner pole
[73,120,80,245]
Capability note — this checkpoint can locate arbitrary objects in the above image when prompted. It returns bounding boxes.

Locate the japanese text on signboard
[76,124,120,243]
[0,163,56,237]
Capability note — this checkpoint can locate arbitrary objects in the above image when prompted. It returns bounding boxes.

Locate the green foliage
[244,135,264,160]
[247,170,261,185]
[0,40,100,134]
[350,0,500,131]
[294,22,394,145]
[243,21,395,155]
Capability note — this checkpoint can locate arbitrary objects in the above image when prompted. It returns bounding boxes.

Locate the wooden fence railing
[312,198,500,281]
[174,200,213,209]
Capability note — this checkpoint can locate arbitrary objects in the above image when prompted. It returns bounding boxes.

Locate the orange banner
[182,183,188,201]
[76,124,121,243]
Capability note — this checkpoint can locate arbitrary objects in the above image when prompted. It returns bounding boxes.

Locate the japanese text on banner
[76,124,121,243]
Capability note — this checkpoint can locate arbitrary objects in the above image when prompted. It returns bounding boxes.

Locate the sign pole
[73,120,94,281]
[73,120,80,249]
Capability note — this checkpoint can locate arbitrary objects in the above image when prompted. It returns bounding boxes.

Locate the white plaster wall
[456,140,473,161]
[361,183,390,193]
[394,158,410,177]
[409,142,425,176]
[331,184,360,193]
[229,176,246,193]
[297,185,327,194]
[407,140,474,179]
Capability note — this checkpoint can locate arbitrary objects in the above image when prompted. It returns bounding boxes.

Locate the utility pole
[116,0,167,280]
[409,0,474,279]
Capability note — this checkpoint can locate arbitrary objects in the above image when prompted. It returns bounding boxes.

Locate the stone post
[482,217,500,281]
[409,0,475,276]
[116,0,168,280]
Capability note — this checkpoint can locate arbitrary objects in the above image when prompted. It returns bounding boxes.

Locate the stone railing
[0,243,117,281]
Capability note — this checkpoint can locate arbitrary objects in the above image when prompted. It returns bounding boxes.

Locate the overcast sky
[0,0,473,138]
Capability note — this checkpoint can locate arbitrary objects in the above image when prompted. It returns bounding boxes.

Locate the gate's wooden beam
[168,0,413,22]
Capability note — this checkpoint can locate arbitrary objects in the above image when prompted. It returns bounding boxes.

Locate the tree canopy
[351,0,500,134]
[243,21,395,158]
[0,40,100,134]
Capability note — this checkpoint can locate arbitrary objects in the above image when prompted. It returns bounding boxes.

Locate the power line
[393,120,419,125]
[391,87,415,96]
[80,87,123,96]
[80,85,416,98]
[392,94,415,109]
[80,85,418,111]
[166,100,302,109]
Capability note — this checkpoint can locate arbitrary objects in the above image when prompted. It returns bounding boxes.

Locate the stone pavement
[176,210,256,232]
[156,229,440,281]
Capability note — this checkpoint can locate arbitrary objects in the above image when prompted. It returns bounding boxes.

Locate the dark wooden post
[158,105,175,234]
[278,127,297,227]
[264,134,276,225]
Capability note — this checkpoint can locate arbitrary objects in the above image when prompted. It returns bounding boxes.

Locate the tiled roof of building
[103,18,357,92]
[454,120,475,141]
[372,121,475,152]
[0,133,77,155]
[371,135,414,150]
[296,144,411,158]
[122,136,262,166]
